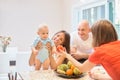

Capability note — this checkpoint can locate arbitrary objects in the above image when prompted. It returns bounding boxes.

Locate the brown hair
[53,30,70,64]
[53,30,70,53]
[91,20,118,47]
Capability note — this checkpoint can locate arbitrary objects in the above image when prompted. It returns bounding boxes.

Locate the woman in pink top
[60,20,120,80]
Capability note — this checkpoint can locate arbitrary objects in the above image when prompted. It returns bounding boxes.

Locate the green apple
[73,67,81,75]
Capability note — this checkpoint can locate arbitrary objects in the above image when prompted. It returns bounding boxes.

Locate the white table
[18,66,109,80]
[18,70,91,80]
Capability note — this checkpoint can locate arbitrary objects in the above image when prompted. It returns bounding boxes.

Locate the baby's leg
[35,59,41,70]
[42,58,50,70]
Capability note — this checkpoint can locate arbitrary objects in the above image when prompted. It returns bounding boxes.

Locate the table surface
[18,66,106,80]
[18,70,93,80]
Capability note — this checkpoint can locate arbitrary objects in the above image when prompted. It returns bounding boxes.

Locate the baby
[32,24,56,70]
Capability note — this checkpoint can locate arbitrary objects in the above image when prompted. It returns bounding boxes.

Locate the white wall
[0,0,64,51]
[0,0,80,51]
[62,0,80,32]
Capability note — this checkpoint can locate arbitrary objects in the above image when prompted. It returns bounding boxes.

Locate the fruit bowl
[54,70,84,79]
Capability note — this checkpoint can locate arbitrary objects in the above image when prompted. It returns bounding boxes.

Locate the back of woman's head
[91,20,118,47]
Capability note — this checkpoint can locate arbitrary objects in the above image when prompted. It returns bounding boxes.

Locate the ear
[37,31,39,35]
[89,28,91,32]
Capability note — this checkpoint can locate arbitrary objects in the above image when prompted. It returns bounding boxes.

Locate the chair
[0,53,10,80]
[0,53,10,74]
[16,51,34,72]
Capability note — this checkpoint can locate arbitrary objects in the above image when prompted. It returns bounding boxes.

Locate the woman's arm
[61,51,96,72]
[29,51,36,66]
[49,54,65,70]
[46,42,65,70]
[29,41,42,66]
[89,66,112,80]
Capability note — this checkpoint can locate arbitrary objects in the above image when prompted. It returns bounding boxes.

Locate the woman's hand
[89,67,112,80]
[35,41,42,50]
[57,45,65,52]
[58,47,67,58]
[46,42,52,54]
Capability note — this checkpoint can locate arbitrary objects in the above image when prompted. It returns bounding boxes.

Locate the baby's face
[38,27,49,40]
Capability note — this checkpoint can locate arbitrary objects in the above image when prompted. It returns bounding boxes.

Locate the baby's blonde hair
[38,24,48,32]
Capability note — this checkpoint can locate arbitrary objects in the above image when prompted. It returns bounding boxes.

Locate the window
[115,0,120,39]
[82,5,105,25]
[72,0,120,39]
[72,0,107,31]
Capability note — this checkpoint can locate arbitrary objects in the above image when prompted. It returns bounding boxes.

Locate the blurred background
[0,0,120,51]
[0,1,120,79]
